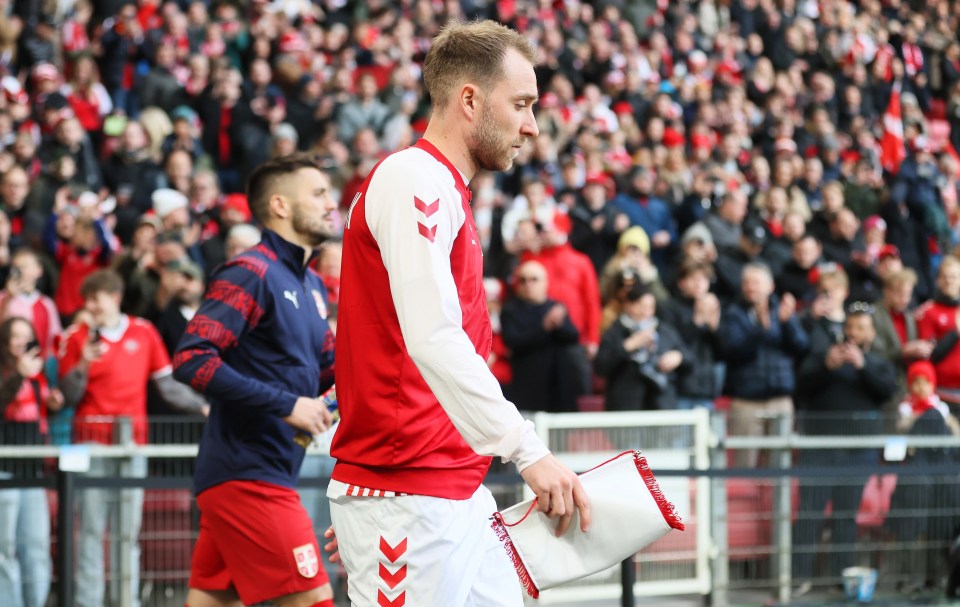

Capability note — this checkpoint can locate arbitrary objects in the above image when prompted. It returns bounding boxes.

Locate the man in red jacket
[329,20,590,607]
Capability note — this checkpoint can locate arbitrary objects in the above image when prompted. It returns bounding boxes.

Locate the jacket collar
[260,229,319,276]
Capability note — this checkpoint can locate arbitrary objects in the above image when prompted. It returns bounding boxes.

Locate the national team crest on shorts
[293,543,320,578]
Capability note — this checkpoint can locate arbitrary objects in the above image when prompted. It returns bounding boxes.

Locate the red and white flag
[880,82,907,175]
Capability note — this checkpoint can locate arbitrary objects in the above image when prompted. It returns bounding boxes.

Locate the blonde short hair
[423,20,536,112]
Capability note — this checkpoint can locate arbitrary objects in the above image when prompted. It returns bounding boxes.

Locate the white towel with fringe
[490,450,684,599]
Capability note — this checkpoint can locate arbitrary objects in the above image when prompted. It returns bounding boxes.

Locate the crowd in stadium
[0,0,959,603]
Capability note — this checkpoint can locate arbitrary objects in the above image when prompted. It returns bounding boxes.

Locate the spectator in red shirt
[916,256,960,413]
[58,270,206,607]
[45,201,117,322]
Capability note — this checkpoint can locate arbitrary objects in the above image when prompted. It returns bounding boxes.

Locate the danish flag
[415,196,439,243]
[880,82,906,175]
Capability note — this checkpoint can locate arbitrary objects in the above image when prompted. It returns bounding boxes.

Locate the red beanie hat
[907,361,937,389]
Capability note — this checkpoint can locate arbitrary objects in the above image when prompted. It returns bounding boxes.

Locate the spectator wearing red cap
[886,358,960,594]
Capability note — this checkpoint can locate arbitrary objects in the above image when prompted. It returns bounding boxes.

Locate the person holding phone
[58,270,207,607]
[0,316,64,607]
[0,249,61,360]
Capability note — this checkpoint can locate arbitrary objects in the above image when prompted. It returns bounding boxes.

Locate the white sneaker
[792,580,813,598]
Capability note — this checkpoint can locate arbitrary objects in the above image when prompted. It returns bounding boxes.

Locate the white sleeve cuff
[498,420,550,472]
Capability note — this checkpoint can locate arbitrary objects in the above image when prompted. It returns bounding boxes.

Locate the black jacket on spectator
[714,247,763,304]
[882,197,934,302]
[102,152,165,214]
[140,66,186,114]
[152,300,191,357]
[794,343,896,434]
[569,201,623,275]
[659,296,721,400]
[762,235,793,276]
[594,317,690,411]
[500,297,583,412]
[776,259,819,308]
[719,295,810,399]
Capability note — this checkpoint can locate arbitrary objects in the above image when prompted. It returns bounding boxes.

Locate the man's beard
[292,202,331,248]
[470,105,520,172]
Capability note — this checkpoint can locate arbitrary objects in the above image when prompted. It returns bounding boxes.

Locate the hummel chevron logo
[379,537,407,563]
[415,197,439,242]
[414,197,439,217]
[417,223,437,242]
[379,563,407,589]
[377,590,406,607]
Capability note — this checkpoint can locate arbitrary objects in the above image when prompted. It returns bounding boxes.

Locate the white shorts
[328,479,522,607]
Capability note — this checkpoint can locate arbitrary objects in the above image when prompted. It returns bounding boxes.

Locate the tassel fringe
[633,450,685,531]
[491,513,540,599]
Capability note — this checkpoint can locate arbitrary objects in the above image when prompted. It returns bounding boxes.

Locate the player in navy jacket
[173,154,337,607]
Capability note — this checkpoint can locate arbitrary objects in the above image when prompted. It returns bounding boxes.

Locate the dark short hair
[624,280,650,303]
[80,269,124,298]
[245,153,322,224]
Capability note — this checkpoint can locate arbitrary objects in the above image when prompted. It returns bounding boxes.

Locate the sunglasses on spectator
[517,275,542,284]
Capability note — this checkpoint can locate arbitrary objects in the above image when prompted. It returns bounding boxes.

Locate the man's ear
[460,83,480,120]
[267,193,289,219]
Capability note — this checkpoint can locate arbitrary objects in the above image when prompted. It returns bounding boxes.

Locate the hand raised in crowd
[778,293,797,323]
[825,344,847,370]
[753,296,771,329]
[6,270,22,297]
[842,342,865,369]
[15,345,43,378]
[520,454,592,537]
[614,213,630,232]
[651,230,671,248]
[47,388,65,412]
[590,214,606,233]
[623,327,655,352]
[657,350,683,373]
[78,333,106,369]
[284,396,334,436]
[694,293,721,329]
[809,292,832,319]
[542,303,567,331]
[902,339,934,360]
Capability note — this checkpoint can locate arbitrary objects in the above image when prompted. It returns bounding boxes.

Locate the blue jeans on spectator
[0,480,51,607]
[76,454,146,607]
[675,397,715,410]
[298,454,339,591]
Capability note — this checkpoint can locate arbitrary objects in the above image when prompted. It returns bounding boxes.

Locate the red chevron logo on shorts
[379,537,407,563]
[377,589,406,607]
[417,223,437,242]
[379,563,407,589]
[414,197,439,217]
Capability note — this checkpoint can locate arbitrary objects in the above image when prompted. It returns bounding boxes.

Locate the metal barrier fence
[1,411,959,607]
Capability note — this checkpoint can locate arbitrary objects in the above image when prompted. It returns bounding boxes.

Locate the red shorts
[190,480,329,604]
